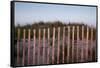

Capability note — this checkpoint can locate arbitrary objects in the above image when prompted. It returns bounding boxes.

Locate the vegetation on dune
[15,21,96,40]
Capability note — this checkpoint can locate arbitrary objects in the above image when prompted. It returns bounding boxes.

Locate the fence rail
[15,26,96,66]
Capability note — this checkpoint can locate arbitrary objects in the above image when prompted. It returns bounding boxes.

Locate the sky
[15,2,96,27]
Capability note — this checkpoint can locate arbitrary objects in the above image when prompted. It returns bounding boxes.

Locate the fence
[15,26,96,66]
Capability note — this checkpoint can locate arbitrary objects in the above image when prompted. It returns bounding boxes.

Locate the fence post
[42,28,46,64]
[86,26,89,61]
[81,26,84,62]
[62,27,65,63]
[38,29,41,64]
[22,29,25,65]
[57,27,60,64]
[72,26,75,63]
[67,26,70,63]
[28,29,31,64]
[76,26,79,62]
[90,27,93,61]
[17,28,20,65]
[52,27,55,64]
[33,29,36,64]
[47,28,50,64]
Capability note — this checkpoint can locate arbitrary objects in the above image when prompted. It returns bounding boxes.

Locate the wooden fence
[15,26,96,66]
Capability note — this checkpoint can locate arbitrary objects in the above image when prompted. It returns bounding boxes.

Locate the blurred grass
[15,21,96,40]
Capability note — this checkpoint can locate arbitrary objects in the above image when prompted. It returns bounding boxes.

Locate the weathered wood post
[42,28,46,64]
[33,29,36,64]
[81,26,84,62]
[90,27,93,61]
[22,29,26,65]
[72,26,75,63]
[86,26,89,61]
[67,26,70,63]
[52,27,55,64]
[62,27,65,63]
[76,26,79,62]
[38,29,41,64]
[57,27,60,64]
[28,29,31,64]
[17,29,20,65]
[47,28,50,64]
